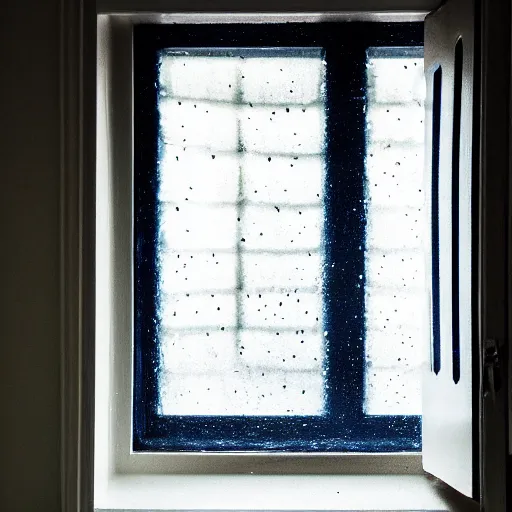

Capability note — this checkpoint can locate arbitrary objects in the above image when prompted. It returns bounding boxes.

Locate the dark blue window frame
[133,22,423,452]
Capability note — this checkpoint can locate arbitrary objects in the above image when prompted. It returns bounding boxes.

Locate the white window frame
[60,1,510,511]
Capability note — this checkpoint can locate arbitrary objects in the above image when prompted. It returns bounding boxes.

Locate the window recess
[133,22,425,453]
[90,0,512,508]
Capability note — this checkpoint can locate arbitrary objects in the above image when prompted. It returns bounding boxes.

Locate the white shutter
[422,0,478,498]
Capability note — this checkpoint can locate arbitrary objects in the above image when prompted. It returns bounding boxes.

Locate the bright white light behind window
[156,48,427,419]
[364,50,427,416]
[157,50,326,416]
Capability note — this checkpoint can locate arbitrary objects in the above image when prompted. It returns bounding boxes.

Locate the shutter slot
[431,65,442,375]
[451,38,463,384]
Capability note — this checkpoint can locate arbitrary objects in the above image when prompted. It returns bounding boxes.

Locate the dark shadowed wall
[0,1,61,510]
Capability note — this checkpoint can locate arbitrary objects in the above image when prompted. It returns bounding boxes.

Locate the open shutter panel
[423,0,478,499]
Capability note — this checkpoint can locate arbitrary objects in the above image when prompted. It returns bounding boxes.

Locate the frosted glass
[160,56,239,101]
[160,251,238,294]
[366,207,424,250]
[159,372,325,416]
[367,105,425,144]
[242,252,322,289]
[365,146,424,207]
[240,57,324,104]
[364,52,427,416]
[365,249,425,290]
[159,98,239,151]
[157,49,327,416]
[155,48,427,419]
[242,291,322,329]
[159,148,240,204]
[241,153,324,205]
[369,57,425,103]
[161,293,237,330]
[240,205,323,251]
[240,105,325,154]
[160,331,237,374]
[238,330,323,371]
[160,203,238,251]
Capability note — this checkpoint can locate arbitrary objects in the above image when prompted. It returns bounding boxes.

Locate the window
[133,22,426,452]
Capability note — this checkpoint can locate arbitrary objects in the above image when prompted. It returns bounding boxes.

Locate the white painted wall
[0,1,61,510]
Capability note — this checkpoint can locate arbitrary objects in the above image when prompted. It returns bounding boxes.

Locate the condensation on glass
[157,49,327,415]
[156,46,427,419]
[364,48,427,416]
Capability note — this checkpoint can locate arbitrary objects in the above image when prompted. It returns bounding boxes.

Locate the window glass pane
[160,203,238,250]
[159,149,240,204]
[157,49,327,416]
[364,49,426,416]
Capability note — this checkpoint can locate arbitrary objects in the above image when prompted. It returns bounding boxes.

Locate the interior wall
[0,0,510,511]
[0,1,61,510]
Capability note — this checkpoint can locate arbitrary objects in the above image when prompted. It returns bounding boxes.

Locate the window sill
[95,473,478,511]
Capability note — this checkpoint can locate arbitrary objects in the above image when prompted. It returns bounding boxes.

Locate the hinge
[483,338,502,401]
